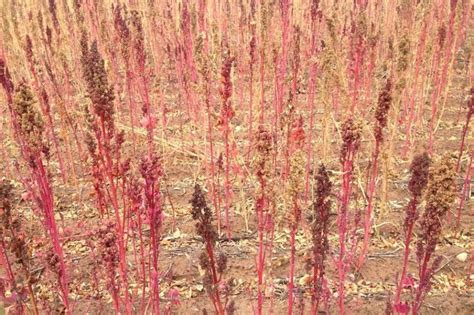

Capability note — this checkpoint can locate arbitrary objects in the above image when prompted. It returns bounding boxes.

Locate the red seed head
[311,0,321,22]
[307,164,332,286]
[190,184,217,244]
[340,118,361,162]
[0,58,14,94]
[113,4,131,60]
[408,152,431,198]
[25,35,34,63]
[81,40,115,123]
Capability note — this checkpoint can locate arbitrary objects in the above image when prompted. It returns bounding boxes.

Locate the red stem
[358,140,380,267]
[205,236,224,314]
[456,152,473,227]
[337,147,357,315]
[394,198,418,307]
[288,220,297,315]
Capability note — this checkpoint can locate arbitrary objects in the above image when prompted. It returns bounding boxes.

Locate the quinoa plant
[456,87,473,172]
[403,15,430,156]
[112,4,136,135]
[456,150,473,227]
[178,1,199,122]
[307,165,332,314]
[81,36,132,314]
[195,29,221,232]
[219,46,235,239]
[358,78,392,267]
[246,0,257,162]
[0,208,17,310]
[348,2,368,114]
[93,220,120,312]
[23,35,67,184]
[190,184,226,314]
[393,152,431,312]
[0,57,14,122]
[258,0,269,125]
[131,9,156,149]
[286,117,306,315]
[282,27,301,181]
[305,0,323,198]
[412,154,457,314]
[5,81,71,313]
[434,0,460,136]
[140,154,163,314]
[0,180,38,314]
[254,126,273,315]
[337,118,361,315]
[275,0,291,123]
[127,175,147,310]
[428,24,449,154]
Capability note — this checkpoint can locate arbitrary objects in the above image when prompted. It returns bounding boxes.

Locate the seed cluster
[374,79,392,142]
[113,5,131,60]
[408,152,431,198]
[0,181,30,268]
[404,152,431,229]
[340,118,361,162]
[95,220,119,284]
[308,165,332,302]
[81,37,115,124]
[417,154,457,259]
[191,184,218,245]
[0,58,14,94]
[13,82,47,157]
[219,52,235,123]
[254,126,273,186]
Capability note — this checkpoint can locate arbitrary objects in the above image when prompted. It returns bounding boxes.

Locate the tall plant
[190,184,228,314]
[336,118,361,315]
[254,126,273,315]
[358,78,392,267]
[413,155,457,314]
[8,81,70,312]
[81,37,132,314]
[219,45,235,239]
[307,165,332,313]
[393,153,431,313]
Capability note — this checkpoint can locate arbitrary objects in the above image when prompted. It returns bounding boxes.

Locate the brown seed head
[424,154,457,216]
[311,0,321,22]
[81,40,115,123]
[95,220,119,268]
[25,35,34,63]
[0,180,13,214]
[131,10,146,69]
[438,24,446,48]
[190,184,217,244]
[219,50,235,123]
[374,79,392,142]
[418,154,457,260]
[48,0,59,30]
[113,4,131,60]
[46,247,61,276]
[397,34,410,72]
[408,152,431,198]
[307,164,332,282]
[13,82,46,154]
[0,58,14,94]
[216,251,228,274]
[289,150,305,200]
[340,118,361,162]
[254,126,273,183]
